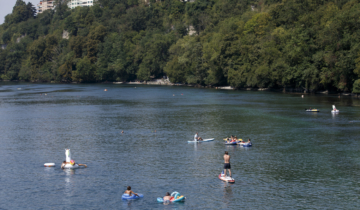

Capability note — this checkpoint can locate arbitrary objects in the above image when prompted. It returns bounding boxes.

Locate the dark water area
[0,82,360,209]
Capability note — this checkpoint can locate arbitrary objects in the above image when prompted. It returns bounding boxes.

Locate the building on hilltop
[68,0,95,9]
[37,0,54,14]
[37,0,95,13]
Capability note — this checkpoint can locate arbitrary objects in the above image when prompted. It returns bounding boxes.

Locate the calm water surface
[0,83,360,209]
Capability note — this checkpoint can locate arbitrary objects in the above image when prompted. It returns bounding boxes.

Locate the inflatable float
[225,141,237,145]
[188,138,214,143]
[331,105,339,113]
[238,142,252,147]
[62,149,79,169]
[157,192,186,202]
[122,193,143,200]
[219,171,235,183]
[44,163,55,167]
[224,138,242,142]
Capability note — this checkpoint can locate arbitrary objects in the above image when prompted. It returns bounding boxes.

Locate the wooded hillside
[1,0,360,93]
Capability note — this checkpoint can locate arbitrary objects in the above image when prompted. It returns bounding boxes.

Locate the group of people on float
[226,135,251,144]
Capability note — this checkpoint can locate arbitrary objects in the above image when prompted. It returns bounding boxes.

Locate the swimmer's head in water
[166,192,170,196]
[70,160,75,165]
[127,186,131,190]
[225,151,228,155]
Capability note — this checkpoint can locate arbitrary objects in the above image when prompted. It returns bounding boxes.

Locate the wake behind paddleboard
[219,174,235,183]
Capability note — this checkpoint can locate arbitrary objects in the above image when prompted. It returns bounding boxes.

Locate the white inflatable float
[331,105,339,113]
[62,149,79,169]
[44,163,55,167]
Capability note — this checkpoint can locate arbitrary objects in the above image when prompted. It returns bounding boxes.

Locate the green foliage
[73,57,96,82]
[0,0,360,91]
[353,79,360,94]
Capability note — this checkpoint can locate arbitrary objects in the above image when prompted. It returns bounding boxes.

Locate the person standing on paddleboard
[224,151,231,178]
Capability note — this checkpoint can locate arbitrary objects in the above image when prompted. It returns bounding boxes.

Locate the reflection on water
[222,183,233,208]
[64,169,75,206]
[0,83,360,209]
[331,112,339,119]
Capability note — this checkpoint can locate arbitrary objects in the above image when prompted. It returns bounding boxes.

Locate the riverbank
[117,81,358,97]
[1,80,358,97]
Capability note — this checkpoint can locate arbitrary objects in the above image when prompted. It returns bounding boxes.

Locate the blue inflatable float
[225,141,237,145]
[157,191,185,202]
[241,142,252,147]
[122,193,143,200]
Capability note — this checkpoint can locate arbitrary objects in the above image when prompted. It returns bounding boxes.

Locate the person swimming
[163,192,172,201]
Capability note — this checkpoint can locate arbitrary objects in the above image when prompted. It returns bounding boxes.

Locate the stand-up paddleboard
[44,163,55,167]
[188,138,214,143]
[305,109,319,112]
[219,174,235,183]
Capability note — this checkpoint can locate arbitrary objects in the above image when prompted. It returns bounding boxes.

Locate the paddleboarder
[223,151,231,178]
[194,132,203,141]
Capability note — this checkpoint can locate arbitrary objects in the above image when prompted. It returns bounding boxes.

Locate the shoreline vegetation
[2,80,359,96]
[1,0,360,95]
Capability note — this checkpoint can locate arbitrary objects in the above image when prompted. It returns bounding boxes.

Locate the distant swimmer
[163,192,172,201]
[223,151,231,178]
[121,130,124,134]
[194,132,203,141]
[124,186,139,197]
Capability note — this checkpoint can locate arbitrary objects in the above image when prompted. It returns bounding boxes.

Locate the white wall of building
[68,0,95,9]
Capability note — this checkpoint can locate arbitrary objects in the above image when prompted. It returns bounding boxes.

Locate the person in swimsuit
[231,136,237,143]
[163,192,172,201]
[61,161,66,169]
[223,151,231,178]
[194,132,203,141]
[124,186,138,196]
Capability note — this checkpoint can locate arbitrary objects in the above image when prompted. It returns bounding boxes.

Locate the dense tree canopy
[1,0,360,92]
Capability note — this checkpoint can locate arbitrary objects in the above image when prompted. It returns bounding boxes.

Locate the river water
[0,83,359,209]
